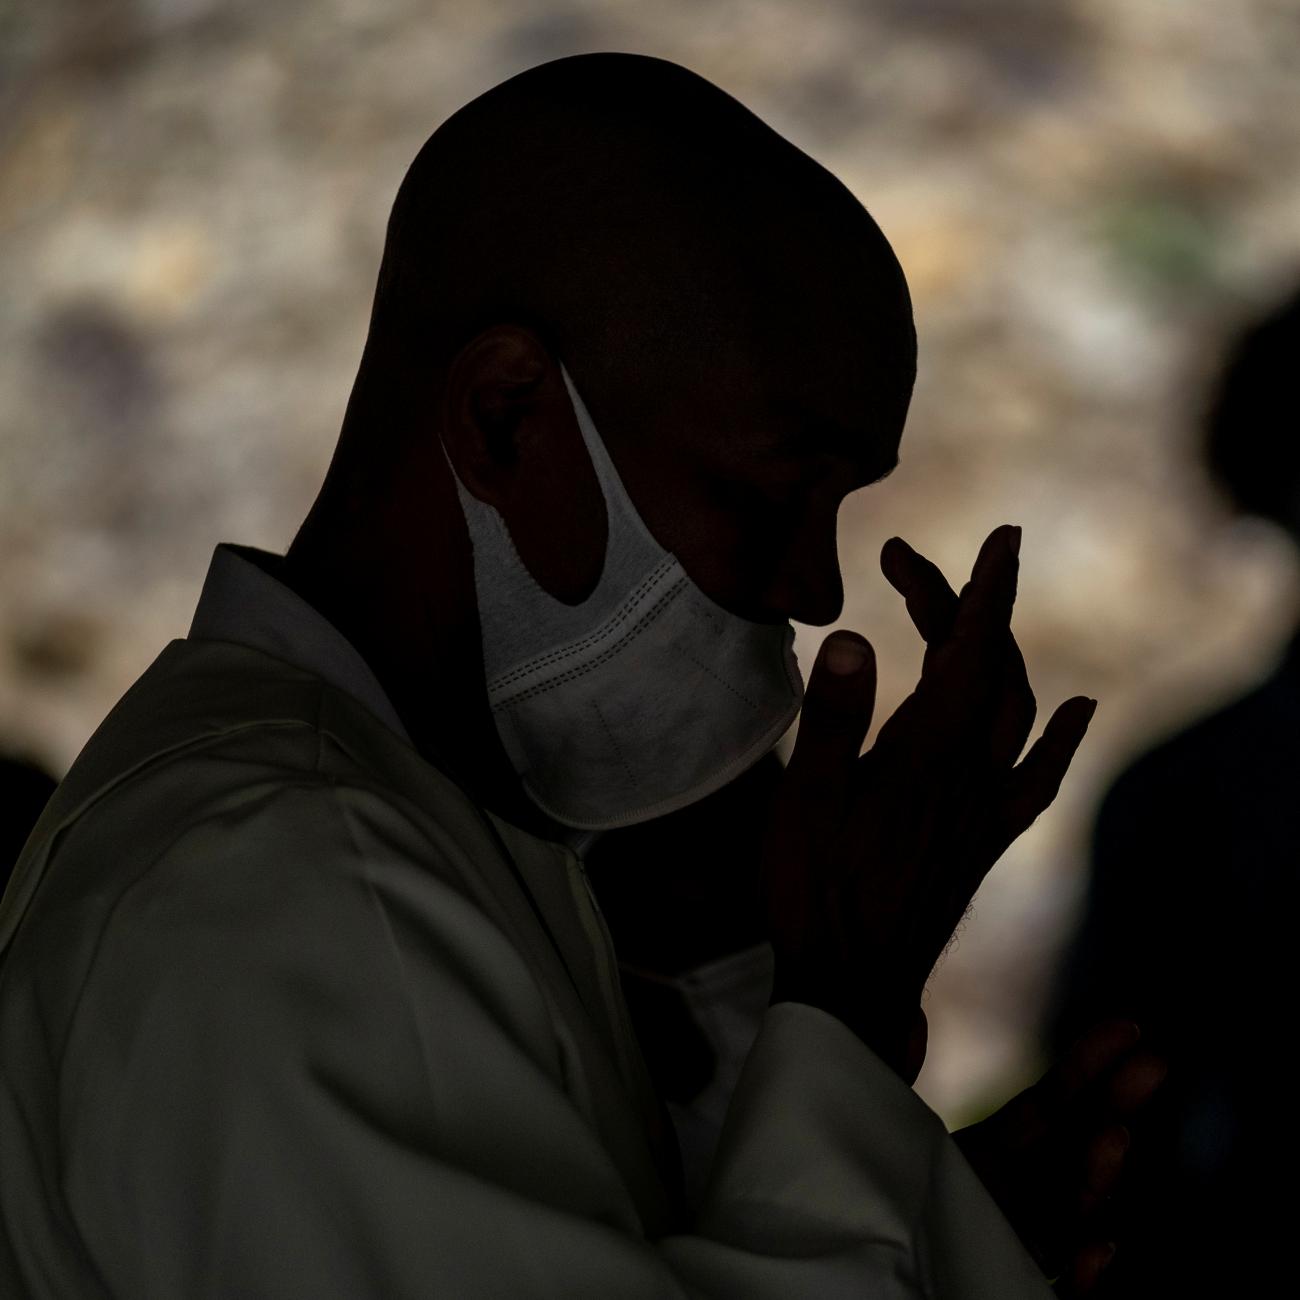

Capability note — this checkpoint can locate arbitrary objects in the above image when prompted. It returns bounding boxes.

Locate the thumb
[786,632,877,801]
[764,633,875,963]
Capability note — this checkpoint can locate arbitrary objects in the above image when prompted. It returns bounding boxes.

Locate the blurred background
[2,0,1298,1128]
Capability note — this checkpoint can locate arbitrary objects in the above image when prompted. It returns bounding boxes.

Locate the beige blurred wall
[3,0,1299,1124]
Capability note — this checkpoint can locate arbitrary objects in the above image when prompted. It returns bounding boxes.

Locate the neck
[280,479,562,842]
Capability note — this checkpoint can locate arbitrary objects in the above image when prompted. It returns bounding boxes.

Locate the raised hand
[762,525,1097,1080]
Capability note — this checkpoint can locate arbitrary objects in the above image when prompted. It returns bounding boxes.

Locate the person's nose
[768,528,844,626]
[785,576,844,627]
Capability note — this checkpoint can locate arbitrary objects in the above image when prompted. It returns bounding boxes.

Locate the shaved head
[357,52,914,455]
[286,53,917,826]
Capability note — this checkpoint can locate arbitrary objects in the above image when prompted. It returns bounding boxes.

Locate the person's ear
[439,325,549,511]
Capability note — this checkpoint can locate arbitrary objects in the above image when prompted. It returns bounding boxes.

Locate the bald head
[359,52,914,452]
[285,55,915,823]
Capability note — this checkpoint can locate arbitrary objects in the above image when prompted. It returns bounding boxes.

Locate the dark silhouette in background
[1043,280,1300,1296]
[0,751,57,898]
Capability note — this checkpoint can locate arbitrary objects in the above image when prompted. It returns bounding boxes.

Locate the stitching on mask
[670,647,759,712]
[589,697,639,796]
[489,555,679,690]
[491,574,686,707]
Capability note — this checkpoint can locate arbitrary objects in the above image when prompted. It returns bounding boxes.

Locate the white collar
[186,542,412,745]
[186,544,607,852]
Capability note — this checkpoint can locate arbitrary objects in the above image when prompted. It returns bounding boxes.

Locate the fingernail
[823,633,869,675]
[1007,525,1021,557]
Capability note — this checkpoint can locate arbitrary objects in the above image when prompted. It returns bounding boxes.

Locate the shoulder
[60,773,555,1093]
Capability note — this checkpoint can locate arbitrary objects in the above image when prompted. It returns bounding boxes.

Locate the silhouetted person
[0,751,57,898]
[2,54,1161,1297]
[1043,280,1300,1297]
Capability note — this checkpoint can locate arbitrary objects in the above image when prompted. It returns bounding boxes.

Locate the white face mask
[445,359,803,830]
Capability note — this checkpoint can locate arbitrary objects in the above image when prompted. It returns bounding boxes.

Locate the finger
[881,537,959,649]
[919,527,1021,745]
[999,695,1098,841]
[948,524,1021,665]
[883,536,1036,770]
[1051,1020,1143,1104]
[988,633,1036,771]
[1053,1242,1117,1298]
[1103,1049,1169,1116]
[1078,1124,1129,1217]
[766,634,878,952]
[785,632,877,812]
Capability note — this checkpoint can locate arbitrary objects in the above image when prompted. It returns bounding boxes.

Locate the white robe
[0,543,1051,1298]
